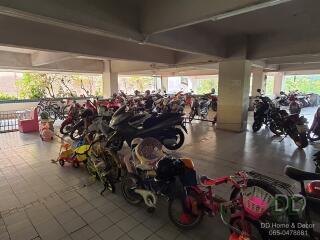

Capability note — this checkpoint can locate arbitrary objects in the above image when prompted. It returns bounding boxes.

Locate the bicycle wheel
[48,110,57,121]
[168,188,204,230]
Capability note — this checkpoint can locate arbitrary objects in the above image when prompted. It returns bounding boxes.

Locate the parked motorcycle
[281,166,320,239]
[252,89,273,132]
[189,96,211,122]
[288,92,302,114]
[70,100,98,141]
[308,107,320,142]
[313,151,320,174]
[60,101,82,135]
[272,112,309,148]
[108,105,187,150]
[279,91,289,106]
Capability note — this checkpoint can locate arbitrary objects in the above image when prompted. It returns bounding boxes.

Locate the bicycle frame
[181,172,259,236]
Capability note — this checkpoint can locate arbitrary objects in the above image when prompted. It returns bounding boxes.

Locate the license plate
[296,125,309,133]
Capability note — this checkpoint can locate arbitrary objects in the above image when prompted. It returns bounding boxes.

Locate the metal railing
[0,110,31,133]
[0,96,95,104]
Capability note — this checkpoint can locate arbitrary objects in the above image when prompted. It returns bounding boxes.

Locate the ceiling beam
[31,52,78,66]
[278,62,320,72]
[248,32,320,60]
[0,50,104,73]
[0,15,176,64]
[266,54,320,65]
[0,2,225,58]
[0,1,142,42]
[146,27,226,57]
[140,0,292,34]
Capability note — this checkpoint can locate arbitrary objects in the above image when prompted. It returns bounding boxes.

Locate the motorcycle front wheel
[293,133,308,148]
[252,121,262,132]
[162,128,185,150]
[269,122,283,136]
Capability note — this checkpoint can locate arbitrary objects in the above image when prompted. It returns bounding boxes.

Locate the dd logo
[274,194,306,214]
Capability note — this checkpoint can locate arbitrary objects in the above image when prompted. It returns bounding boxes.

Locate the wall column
[217,60,251,132]
[161,76,169,92]
[102,60,118,98]
[251,68,266,96]
[273,72,284,96]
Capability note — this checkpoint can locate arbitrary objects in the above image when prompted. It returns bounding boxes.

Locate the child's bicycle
[168,171,275,240]
[57,142,90,168]
[82,134,123,195]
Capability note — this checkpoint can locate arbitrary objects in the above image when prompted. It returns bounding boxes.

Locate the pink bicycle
[168,170,275,240]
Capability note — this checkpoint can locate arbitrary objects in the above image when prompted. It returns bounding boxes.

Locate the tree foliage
[15,73,46,99]
[15,73,102,99]
[0,92,17,100]
[284,75,320,94]
[196,78,218,94]
[119,76,156,94]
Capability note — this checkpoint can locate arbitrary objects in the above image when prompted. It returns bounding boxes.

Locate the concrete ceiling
[0,0,319,75]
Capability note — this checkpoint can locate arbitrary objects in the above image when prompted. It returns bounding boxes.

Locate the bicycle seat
[285,165,320,181]
[200,175,216,186]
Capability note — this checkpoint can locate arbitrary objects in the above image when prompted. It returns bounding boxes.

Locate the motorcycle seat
[199,175,216,186]
[285,165,320,181]
[128,114,149,127]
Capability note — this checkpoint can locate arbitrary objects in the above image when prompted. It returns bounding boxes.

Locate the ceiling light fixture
[211,0,292,21]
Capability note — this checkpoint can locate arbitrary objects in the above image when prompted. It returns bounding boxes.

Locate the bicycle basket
[242,186,274,220]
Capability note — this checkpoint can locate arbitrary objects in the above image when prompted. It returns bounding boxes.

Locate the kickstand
[100,185,107,195]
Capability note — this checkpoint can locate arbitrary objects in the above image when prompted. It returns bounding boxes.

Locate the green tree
[119,76,156,94]
[0,92,17,100]
[196,78,218,94]
[265,76,274,96]
[284,75,320,94]
[16,73,46,99]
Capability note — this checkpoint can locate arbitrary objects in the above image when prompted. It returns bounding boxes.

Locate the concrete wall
[0,102,38,111]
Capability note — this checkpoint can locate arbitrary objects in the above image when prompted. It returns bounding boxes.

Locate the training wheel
[59,159,65,166]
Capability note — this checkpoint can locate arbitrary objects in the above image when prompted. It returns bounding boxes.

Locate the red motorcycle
[59,101,82,135]
[96,97,121,115]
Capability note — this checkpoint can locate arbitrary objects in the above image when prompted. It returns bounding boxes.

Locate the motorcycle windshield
[113,105,126,117]
[109,106,132,129]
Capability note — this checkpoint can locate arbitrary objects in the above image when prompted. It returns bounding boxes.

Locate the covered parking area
[0,1,320,240]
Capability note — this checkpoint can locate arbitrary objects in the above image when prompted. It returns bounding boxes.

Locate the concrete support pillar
[251,68,266,96]
[161,76,168,92]
[273,72,284,96]
[102,60,118,98]
[217,60,251,132]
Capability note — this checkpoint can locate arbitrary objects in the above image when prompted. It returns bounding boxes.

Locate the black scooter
[108,106,187,150]
[252,89,272,132]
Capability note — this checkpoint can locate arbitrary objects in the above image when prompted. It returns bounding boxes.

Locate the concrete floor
[0,107,319,240]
